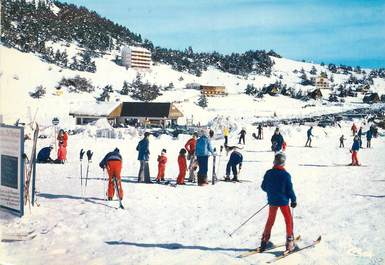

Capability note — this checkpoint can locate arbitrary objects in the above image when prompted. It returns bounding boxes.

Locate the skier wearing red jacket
[99,148,123,200]
[56,142,67,163]
[259,153,297,252]
[185,132,198,182]
[156,149,167,182]
[57,129,68,147]
[176,148,187,185]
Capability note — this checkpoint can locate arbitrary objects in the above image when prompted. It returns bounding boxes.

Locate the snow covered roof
[121,46,150,53]
[69,102,119,117]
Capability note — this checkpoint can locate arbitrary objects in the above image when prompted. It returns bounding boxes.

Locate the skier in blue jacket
[259,152,297,252]
[195,129,214,186]
[224,147,243,182]
[305,126,313,147]
[350,135,360,166]
[271,128,284,153]
[366,130,373,148]
[136,132,151,183]
[37,146,54,163]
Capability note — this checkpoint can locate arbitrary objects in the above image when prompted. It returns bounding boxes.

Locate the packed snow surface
[1,123,385,265]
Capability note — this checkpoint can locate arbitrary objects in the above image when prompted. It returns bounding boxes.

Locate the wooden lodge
[200,85,226,97]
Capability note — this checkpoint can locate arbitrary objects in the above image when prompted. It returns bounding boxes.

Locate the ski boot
[231,176,239,182]
[258,234,272,252]
[285,235,296,252]
[224,175,231,182]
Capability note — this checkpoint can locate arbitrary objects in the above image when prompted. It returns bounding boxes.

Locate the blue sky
[63,0,385,68]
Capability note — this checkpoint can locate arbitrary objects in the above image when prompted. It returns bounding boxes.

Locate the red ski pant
[262,205,293,241]
[107,160,123,199]
[156,165,166,180]
[351,151,359,165]
[177,166,187,184]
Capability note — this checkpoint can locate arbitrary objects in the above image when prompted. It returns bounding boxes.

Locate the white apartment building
[121,46,151,70]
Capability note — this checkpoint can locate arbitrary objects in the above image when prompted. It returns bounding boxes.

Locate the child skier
[351,123,357,136]
[99,148,124,200]
[185,132,198,182]
[339,135,345,148]
[271,128,284,153]
[56,141,66,164]
[156,149,167,183]
[350,135,361,166]
[224,146,243,182]
[366,129,373,148]
[176,148,187,185]
[259,153,297,252]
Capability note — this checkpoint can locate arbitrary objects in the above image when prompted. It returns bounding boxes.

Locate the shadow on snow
[104,241,254,252]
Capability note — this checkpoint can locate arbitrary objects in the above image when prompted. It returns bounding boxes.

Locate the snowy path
[1,125,385,265]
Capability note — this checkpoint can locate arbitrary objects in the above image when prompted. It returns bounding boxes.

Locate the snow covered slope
[1,123,385,265]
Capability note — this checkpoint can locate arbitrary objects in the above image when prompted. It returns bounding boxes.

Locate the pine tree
[30,85,46,98]
[129,74,162,101]
[120,81,130,95]
[197,94,208,108]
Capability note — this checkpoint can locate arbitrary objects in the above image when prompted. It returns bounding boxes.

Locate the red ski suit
[107,160,123,199]
[57,144,67,162]
[176,155,187,184]
[156,154,167,181]
[185,138,196,155]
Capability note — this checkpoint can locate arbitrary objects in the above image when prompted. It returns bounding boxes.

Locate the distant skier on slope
[305,126,314,147]
[257,124,263,139]
[351,123,357,136]
[350,135,361,166]
[259,153,297,252]
[156,149,167,183]
[366,129,373,148]
[223,127,229,146]
[195,129,214,186]
[357,127,363,148]
[224,146,243,182]
[339,134,345,148]
[99,148,124,201]
[271,128,284,153]
[185,132,198,182]
[238,128,246,145]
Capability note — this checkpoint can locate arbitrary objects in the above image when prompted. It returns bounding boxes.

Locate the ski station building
[121,46,151,70]
[312,76,330,90]
[70,102,183,127]
[200,85,227,97]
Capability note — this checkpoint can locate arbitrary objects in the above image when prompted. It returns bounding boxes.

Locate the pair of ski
[212,145,223,185]
[80,149,93,193]
[238,235,321,263]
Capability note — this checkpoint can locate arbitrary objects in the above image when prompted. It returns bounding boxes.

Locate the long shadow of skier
[38,193,118,209]
[352,194,385,198]
[104,241,254,252]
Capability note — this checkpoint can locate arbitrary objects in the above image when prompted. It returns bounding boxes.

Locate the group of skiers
[346,122,378,166]
[37,129,68,164]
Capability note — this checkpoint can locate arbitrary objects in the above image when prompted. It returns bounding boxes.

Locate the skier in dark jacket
[350,135,360,166]
[357,127,363,148]
[271,128,284,153]
[305,126,313,147]
[195,129,214,186]
[366,130,373,148]
[37,146,54,163]
[136,132,151,183]
[99,148,123,200]
[257,124,263,139]
[259,153,297,252]
[238,128,246,144]
[224,147,243,182]
[339,135,345,148]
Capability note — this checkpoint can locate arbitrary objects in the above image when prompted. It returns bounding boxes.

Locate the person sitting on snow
[224,146,243,182]
[259,152,297,253]
[37,145,54,163]
[99,148,124,201]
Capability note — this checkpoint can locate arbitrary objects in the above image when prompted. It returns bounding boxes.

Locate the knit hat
[273,152,286,166]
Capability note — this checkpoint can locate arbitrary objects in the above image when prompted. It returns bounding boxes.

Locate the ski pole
[228,203,268,237]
